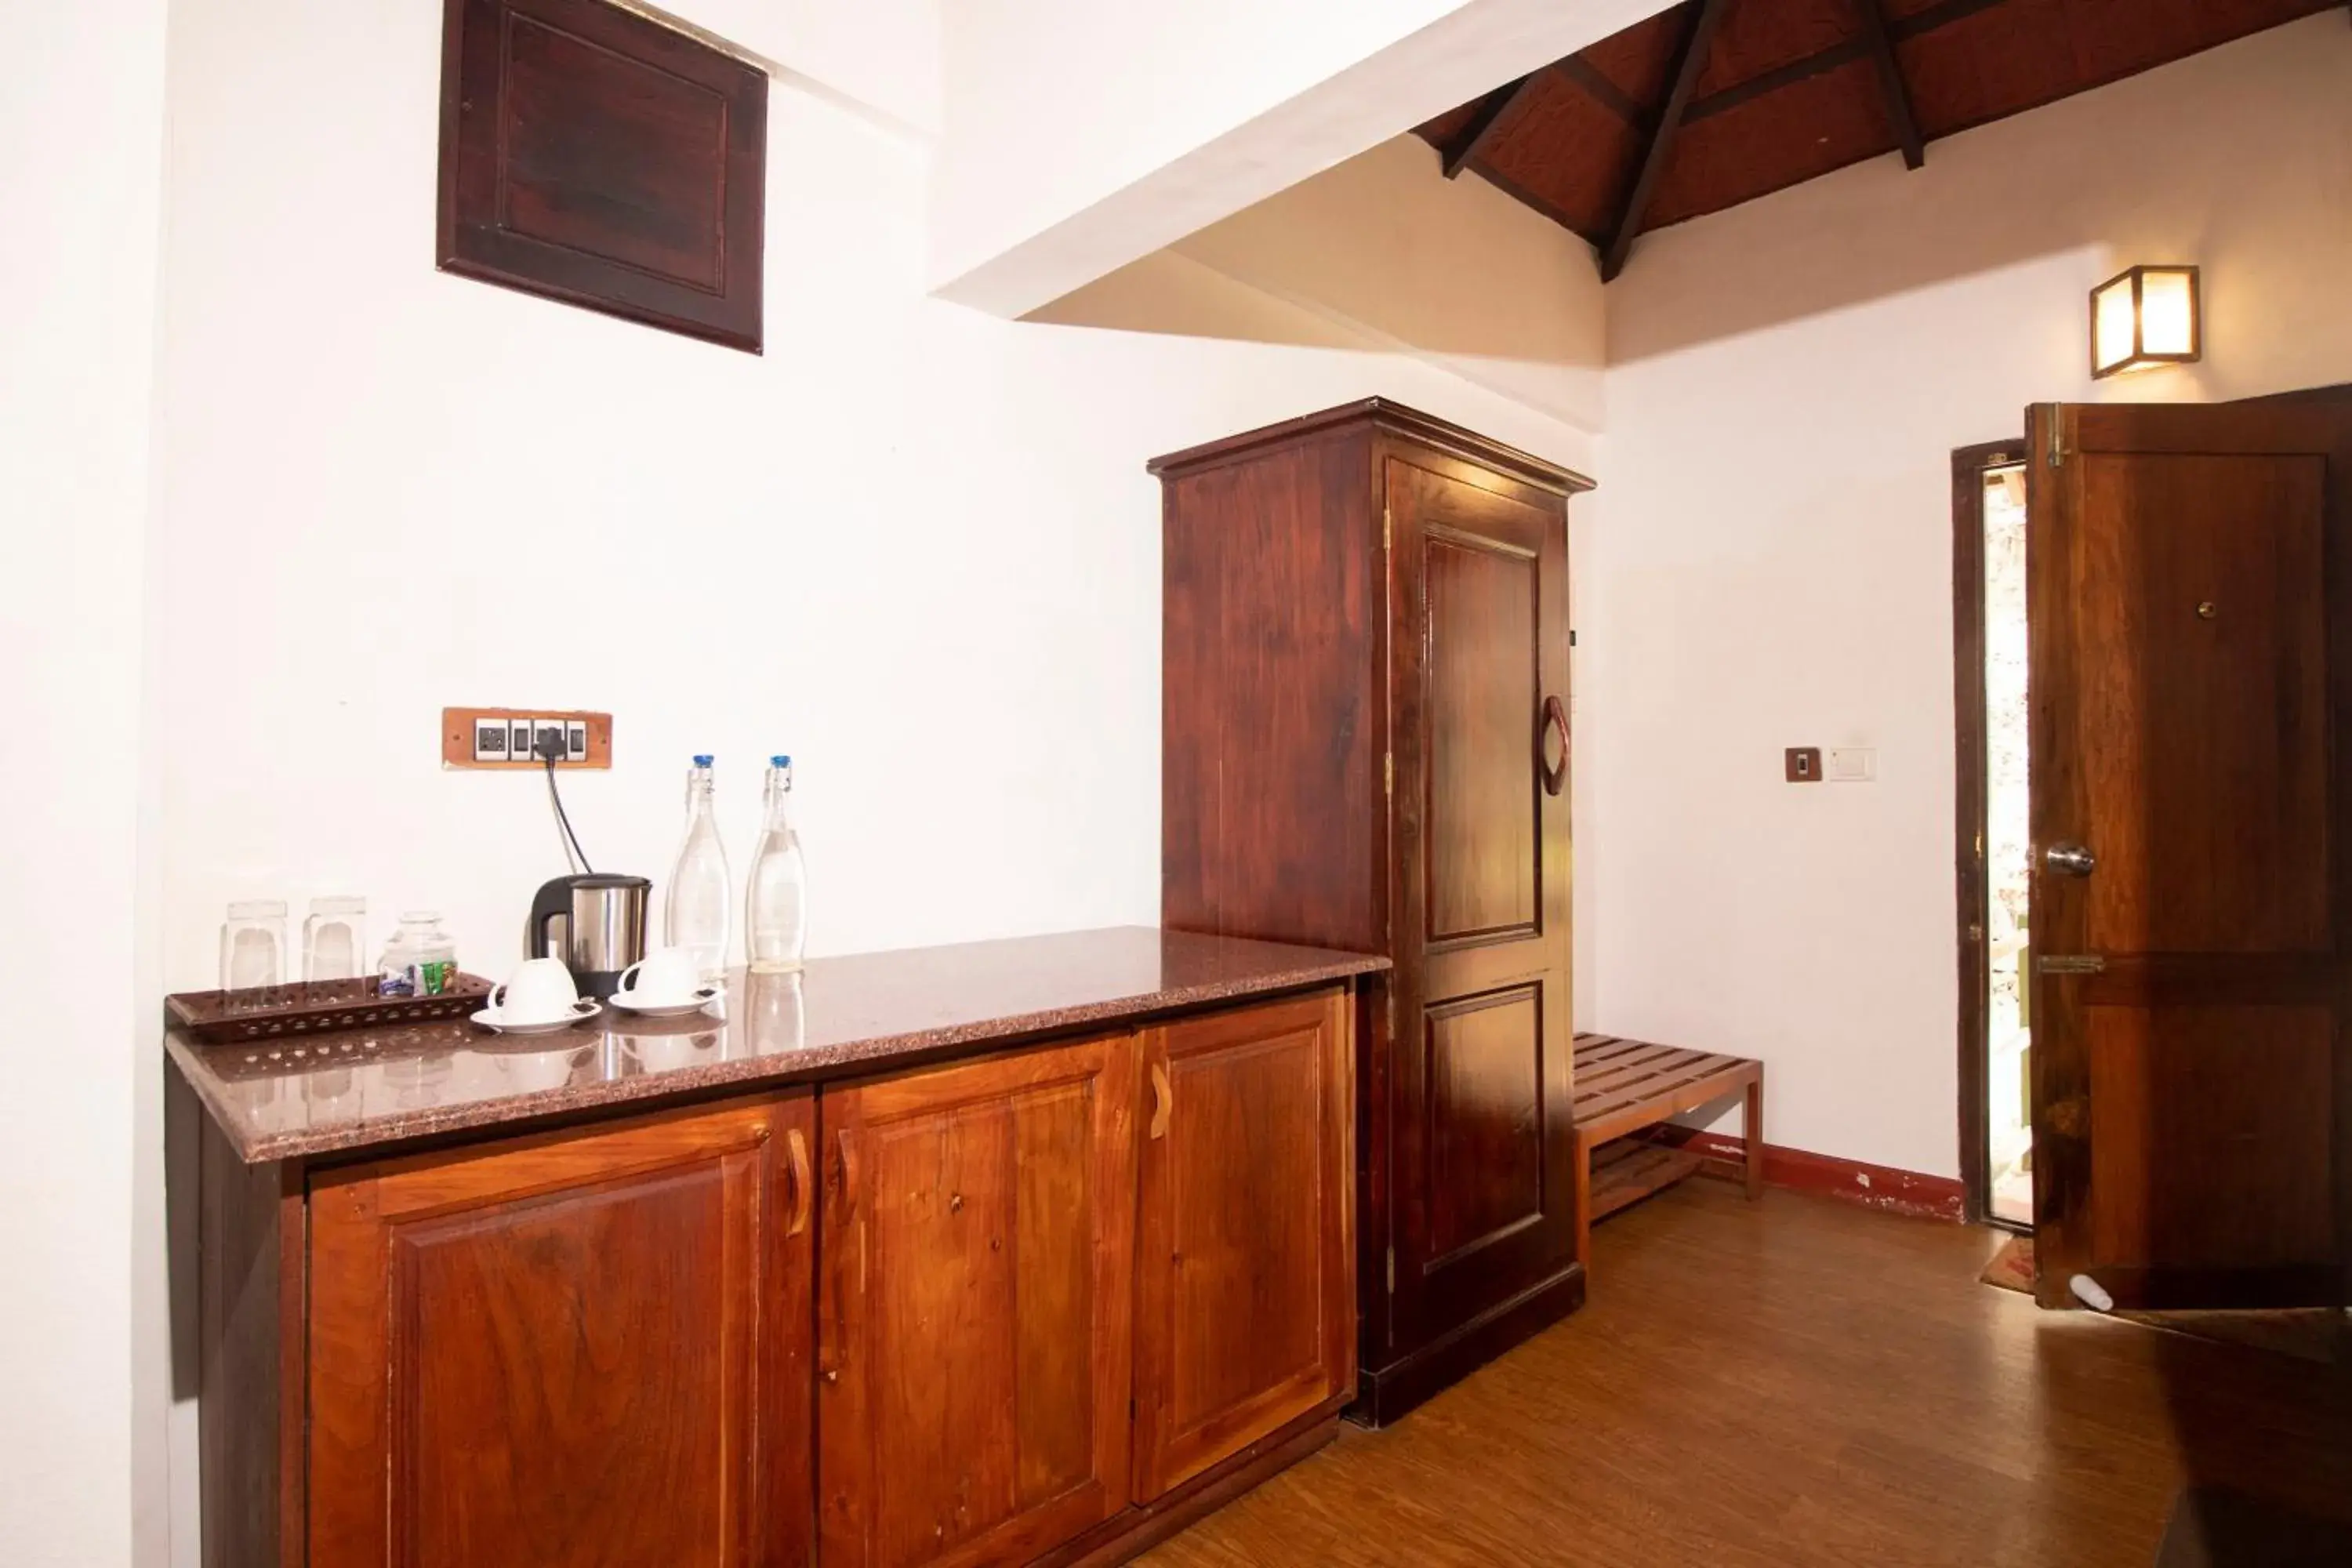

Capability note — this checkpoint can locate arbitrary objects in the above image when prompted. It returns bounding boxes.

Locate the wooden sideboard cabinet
[1152,401,1593,1425]
[181,939,1372,1568]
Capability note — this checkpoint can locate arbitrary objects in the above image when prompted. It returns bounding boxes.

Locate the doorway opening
[1953,440,2032,1229]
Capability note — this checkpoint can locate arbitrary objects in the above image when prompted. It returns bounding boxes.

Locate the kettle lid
[542,873,651,891]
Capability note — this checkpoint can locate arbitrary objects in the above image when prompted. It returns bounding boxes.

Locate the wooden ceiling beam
[1855,0,1926,169]
[1685,40,1862,124]
[1683,0,2010,125]
[1600,0,1734,281]
[1439,73,1538,178]
[1553,55,1650,132]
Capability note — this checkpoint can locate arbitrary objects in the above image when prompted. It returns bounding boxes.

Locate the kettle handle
[526,879,572,960]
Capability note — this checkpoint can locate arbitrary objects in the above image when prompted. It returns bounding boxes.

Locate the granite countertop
[166,925,1387,1165]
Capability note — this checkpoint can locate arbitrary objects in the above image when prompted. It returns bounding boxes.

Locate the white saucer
[470,998,602,1034]
[607,985,720,1018]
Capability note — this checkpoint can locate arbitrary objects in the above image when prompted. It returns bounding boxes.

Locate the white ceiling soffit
[931,0,1672,318]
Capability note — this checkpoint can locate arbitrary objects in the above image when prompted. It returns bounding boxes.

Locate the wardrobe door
[1386,446,1577,1352]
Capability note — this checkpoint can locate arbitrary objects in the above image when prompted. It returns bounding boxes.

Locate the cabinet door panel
[1389,451,1577,1350]
[1134,990,1353,1500]
[1425,985,1546,1263]
[1426,532,1541,945]
[818,1035,1138,1568]
[307,1093,814,1568]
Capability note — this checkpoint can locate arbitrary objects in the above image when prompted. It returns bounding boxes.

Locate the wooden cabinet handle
[1540,695,1570,797]
[836,1129,859,1211]
[1149,1062,1172,1140]
[784,1127,812,1237]
[819,1130,859,1384]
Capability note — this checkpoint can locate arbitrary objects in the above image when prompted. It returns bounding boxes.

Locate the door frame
[1951,436,2030,1230]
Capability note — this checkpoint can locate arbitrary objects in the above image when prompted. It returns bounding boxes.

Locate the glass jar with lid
[377,911,458,997]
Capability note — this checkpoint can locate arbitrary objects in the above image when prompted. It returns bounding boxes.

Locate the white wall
[1588,13,2352,1176]
[0,2,170,1564]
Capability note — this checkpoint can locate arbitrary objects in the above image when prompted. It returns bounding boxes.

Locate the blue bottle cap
[772,754,792,768]
[692,754,714,768]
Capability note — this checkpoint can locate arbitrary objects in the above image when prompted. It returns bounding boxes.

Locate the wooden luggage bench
[1572,1032,1763,1261]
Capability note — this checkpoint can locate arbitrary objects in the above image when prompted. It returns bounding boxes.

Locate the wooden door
[2027,400,2352,1308]
[307,1092,816,1567]
[1388,447,1578,1346]
[818,1035,1138,1568]
[1133,989,1353,1500]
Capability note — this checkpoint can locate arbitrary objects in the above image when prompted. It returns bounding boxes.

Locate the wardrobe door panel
[1388,450,1577,1353]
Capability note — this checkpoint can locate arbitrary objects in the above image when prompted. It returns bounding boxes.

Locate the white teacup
[615,946,704,1006]
[488,956,580,1025]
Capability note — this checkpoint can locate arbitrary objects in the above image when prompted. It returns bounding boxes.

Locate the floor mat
[1980,1234,2346,1364]
[1981,1233,2034,1293]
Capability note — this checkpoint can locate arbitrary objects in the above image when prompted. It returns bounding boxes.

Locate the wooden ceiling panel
[1476,71,1645,240]
[1647,58,1894,228]
[2060,0,2335,88]
[1412,0,2331,276]
[1895,0,2078,137]
[1693,0,1862,96]
[1581,6,1693,109]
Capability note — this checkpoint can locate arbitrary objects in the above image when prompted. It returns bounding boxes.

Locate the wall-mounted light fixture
[2090,264,2200,379]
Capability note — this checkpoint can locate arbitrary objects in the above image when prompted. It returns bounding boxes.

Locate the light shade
[2090,264,2201,378]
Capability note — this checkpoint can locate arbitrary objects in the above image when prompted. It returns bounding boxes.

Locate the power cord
[535,730,594,873]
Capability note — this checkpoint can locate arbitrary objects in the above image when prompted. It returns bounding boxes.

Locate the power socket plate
[443,707,612,769]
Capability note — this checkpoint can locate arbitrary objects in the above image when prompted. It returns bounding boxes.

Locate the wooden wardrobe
[1152,399,1592,1425]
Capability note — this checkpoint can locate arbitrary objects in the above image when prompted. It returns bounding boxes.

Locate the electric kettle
[525,874,650,999]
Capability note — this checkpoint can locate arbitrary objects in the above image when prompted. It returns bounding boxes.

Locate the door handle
[784,1127,812,1237]
[2043,843,2096,877]
[835,1129,859,1212]
[1539,695,1570,797]
[819,1130,859,1386]
[1149,1062,1172,1139]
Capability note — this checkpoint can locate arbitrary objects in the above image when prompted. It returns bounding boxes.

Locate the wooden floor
[1142,1180,2352,1567]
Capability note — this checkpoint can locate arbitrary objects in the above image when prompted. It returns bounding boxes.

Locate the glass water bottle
[665,755,731,984]
[745,755,808,974]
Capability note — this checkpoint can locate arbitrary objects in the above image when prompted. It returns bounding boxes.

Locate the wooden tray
[166,974,495,1045]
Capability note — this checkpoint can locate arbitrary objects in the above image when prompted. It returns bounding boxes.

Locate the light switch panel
[443,708,612,769]
[1827,746,1878,782]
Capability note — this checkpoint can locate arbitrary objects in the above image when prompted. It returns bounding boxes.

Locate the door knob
[2044,843,2096,877]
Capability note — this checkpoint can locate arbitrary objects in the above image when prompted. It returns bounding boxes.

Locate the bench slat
[1571,1035,1760,1131]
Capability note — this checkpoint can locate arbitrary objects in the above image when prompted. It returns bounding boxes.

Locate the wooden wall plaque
[437,0,767,352]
